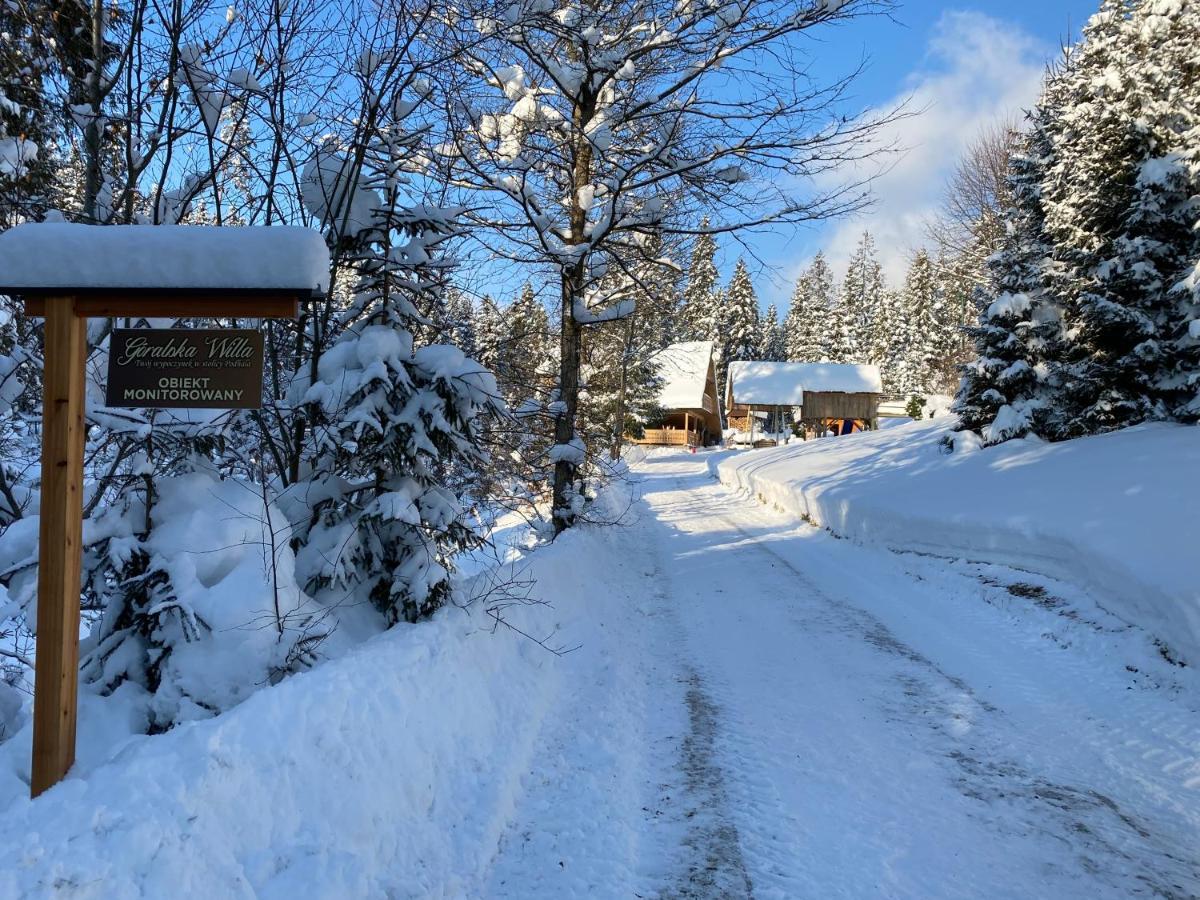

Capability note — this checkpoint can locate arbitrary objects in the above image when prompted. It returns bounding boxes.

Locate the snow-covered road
[483,450,1200,899]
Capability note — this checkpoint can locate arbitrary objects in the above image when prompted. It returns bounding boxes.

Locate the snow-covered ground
[712,417,1200,667]
[0,446,1197,897]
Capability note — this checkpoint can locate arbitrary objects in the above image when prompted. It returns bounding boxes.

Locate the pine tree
[953,101,1061,443]
[782,294,812,362]
[824,300,857,364]
[473,294,506,375]
[501,283,553,405]
[445,287,477,360]
[867,288,902,374]
[722,258,761,362]
[892,250,940,398]
[932,249,976,390]
[681,219,721,342]
[759,304,785,361]
[1040,0,1200,436]
[839,231,886,359]
[785,253,835,362]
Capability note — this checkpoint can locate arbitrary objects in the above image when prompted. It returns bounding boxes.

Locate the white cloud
[801,10,1050,291]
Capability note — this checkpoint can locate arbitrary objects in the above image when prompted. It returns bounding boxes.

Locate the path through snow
[482,450,1200,899]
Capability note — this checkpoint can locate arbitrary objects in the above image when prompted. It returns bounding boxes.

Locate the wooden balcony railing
[636,428,702,446]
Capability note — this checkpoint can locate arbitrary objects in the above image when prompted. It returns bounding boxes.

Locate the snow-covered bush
[81,469,326,730]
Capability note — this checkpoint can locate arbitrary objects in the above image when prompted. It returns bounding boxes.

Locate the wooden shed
[725,361,883,441]
[633,340,723,447]
[723,361,805,445]
[792,362,883,435]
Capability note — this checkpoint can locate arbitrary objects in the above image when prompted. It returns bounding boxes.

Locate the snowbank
[0,503,607,898]
[0,223,330,294]
[711,419,1200,663]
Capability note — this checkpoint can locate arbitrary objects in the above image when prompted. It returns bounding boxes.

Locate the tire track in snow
[631,539,755,900]
[674,465,1200,899]
[657,668,755,900]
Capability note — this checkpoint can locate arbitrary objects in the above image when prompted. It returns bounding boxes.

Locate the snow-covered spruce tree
[891,250,940,398]
[445,287,479,359]
[786,253,835,362]
[952,93,1063,444]
[721,259,761,375]
[681,218,722,342]
[824,297,858,364]
[501,283,555,405]
[783,290,819,363]
[759,304,786,362]
[1038,0,1200,437]
[297,214,502,623]
[840,230,887,360]
[867,288,902,376]
[931,248,977,390]
[473,294,508,375]
[481,283,560,512]
[446,0,894,531]
[293,74,503,625]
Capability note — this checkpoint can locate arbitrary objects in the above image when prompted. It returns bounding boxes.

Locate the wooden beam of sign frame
[14,290,307,798]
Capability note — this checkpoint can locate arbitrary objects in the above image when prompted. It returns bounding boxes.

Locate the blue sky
[735,0,1099,311]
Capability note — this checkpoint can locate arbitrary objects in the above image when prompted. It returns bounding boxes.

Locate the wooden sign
[106,328,264,409]
[0,222,326,800]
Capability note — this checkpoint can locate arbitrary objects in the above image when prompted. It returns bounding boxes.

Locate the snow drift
[711,418,1200,664]
[0,490,620,898]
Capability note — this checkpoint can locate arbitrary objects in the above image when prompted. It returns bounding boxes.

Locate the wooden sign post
[33,297,87,798]
[2,287,312,798]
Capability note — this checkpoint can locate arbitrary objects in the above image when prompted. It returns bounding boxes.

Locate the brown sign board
[105,328,264,409]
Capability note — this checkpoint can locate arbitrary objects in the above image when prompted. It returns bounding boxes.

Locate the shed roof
[652,340,714,410]
[726,361,805,405]
[727,360,883,406]
[788,362,883,394]
[0,223,330,295]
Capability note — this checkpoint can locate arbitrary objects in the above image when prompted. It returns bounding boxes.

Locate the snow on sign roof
[0,223,330,294]
[652,340,713,409]
[727,361,883,405]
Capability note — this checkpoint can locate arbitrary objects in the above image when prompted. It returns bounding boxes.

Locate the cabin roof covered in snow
[0,223,330,295]
[727,361,883,405]
[652,340,714,409]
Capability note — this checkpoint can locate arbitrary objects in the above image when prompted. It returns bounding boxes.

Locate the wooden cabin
[726,361,883,441]
[633,340,723,447]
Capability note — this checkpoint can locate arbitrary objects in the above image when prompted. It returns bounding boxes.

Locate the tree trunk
[552,269,583,532]
[551,84,596,534]
[611,321,632,461]
[81,0,106,223]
